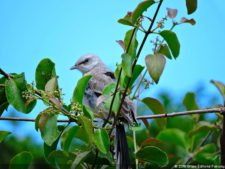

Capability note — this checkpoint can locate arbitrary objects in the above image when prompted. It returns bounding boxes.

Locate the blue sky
[0,0,225,141]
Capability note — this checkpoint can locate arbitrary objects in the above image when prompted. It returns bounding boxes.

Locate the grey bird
[70,54,136,169]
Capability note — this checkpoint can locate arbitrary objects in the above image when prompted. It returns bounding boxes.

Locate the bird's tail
[115,123,130,169]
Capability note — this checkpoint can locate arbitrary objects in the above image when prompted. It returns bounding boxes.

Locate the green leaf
[84,151,112,166]
[94,129,110,154]
[9,151,33,169]
[134,128,149,145]
[132,0,155,23]
[167,116,195,133]
[183,92,199,110]
[186,0,197,14]
[72,75,92,104]
[44,139,59,158]
[157,128,187,149]
[5,78,36,113]
[102,83,120,113]
[129,64,144,88]
[159,30,180,59]
[145,54,166,84]
[124,29,138,58]
[191,130,210,153]
[35,113,41,131]
[189,121,217,136]
[0,77,9,115]
[45,77,58,96]
[106,94,120,114]
[193,144,217,164]
[48,150,75,169]
[140,138,165,148]
[142,97,166,129]
[0,77,7,100]
[102,83,116,95]
[0,102,8,116]
[37,111,60,146]
[0,130,11,142]
[13,73,27,89]
[83,105,94,120]
[44,124,65,157]
[115,64,121,79]
[61,126,89,152]
[61,126,77,152]
[71,151,90,168]
[136,146,168,167]
[183,92,200,121]
[115,64,125,88]
[142,97,166,114]
[121,53,133,77]
[116,64,144,89]
[158,44,172,60]
[35,58,56,90]
[78,116,94,143]
[211,80,225,101]
[118,13,133,26]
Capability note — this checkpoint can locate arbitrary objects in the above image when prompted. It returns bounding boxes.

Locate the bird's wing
[86,68,115,95]
[83,68,115,119]
[85,67,136,124]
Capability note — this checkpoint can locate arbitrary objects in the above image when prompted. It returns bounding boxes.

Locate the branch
[110,0,164,135]
[102,28,137,128]
[185,130,213,165]
[0,68,12,79]
[0,116,69,122]
[0,68,73,120]
[1,107,224,123]
[131,69,148,99]
[36,90,72,118]
[136,107,225,120]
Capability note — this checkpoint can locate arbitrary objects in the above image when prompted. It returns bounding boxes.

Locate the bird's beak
[70,64,77,70]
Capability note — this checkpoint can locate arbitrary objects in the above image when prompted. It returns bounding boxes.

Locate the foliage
[1,0,225,168]
[0,135,53,169]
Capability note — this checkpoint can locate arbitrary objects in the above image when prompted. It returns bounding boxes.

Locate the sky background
[0,0,225,142]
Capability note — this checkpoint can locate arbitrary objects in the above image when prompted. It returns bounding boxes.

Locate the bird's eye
[80,58,89,65]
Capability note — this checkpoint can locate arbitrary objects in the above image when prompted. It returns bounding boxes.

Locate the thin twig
[131,69,147,99]
[102,68,122,127]
[1,107,223,122]
[110,0,164,135]
[133,76,141,169]
[99,28,137,169]
[185,131,213,165]
[136,107,225,120]
[0,116,69,122]
[34,90,72,117]
[0,68,72,120]
[91,149,99,169]
[198,131,213,147]
[102,28,137,128]
[0,68,12,79]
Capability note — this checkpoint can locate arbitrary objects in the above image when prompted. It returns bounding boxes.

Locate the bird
[70,54,136,169]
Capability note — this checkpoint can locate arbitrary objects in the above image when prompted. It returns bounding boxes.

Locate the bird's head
[70,54,104,74]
